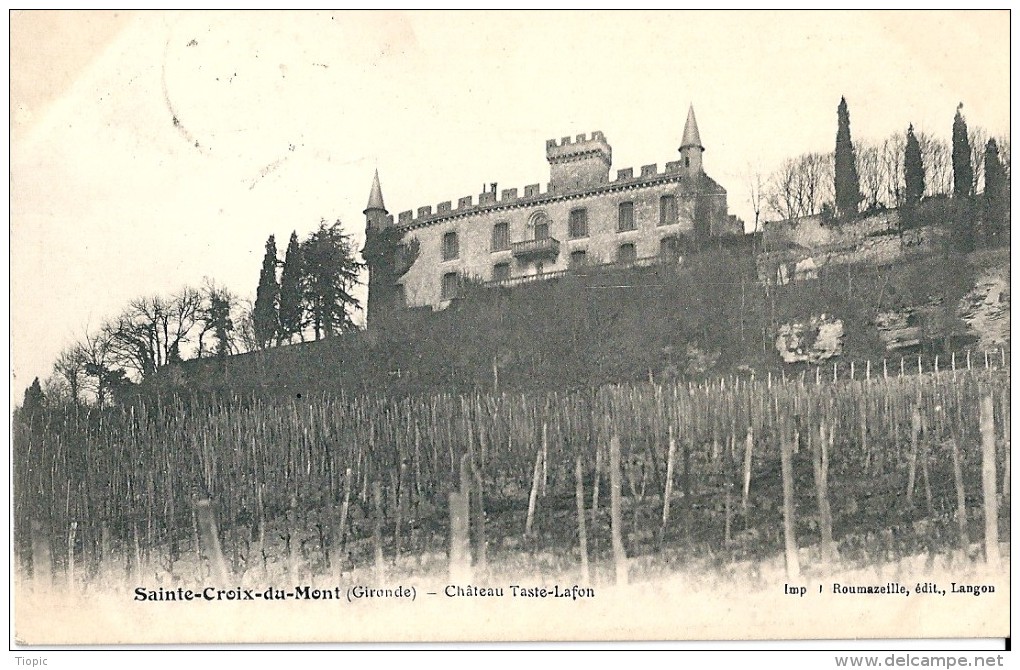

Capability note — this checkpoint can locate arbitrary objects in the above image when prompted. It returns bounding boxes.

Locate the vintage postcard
[10,10,1010,648]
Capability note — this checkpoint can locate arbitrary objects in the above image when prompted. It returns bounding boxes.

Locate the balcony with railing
[510,236,560,259]
[484,255,676,289]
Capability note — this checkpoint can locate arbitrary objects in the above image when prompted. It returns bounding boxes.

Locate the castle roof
[365,169,386,213]
[680,105,704,151]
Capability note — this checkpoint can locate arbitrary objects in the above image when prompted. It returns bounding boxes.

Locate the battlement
[391,131,718,229]
[545,130,612,164]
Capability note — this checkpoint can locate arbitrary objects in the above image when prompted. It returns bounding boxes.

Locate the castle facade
[362,105,740,326]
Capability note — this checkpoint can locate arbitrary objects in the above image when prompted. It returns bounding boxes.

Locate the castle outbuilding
[362,105,739,326]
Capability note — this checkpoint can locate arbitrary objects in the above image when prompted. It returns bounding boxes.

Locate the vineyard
[13,362,1010,592]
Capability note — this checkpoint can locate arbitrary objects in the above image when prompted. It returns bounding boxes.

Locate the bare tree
[233,299,261,355]
[916,131,952,197]
[746,163,766,232]
[855,140,885,211]
[52,343,87,407]
[879,132,906,207]
[996,134,1010,180]
[800,151,834,216]
[195,279,240,359]
[79,328,121,407]
[105,287,203,378]
[764,152,833,221]
[968,126,989,195]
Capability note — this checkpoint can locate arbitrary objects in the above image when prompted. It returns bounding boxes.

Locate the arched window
[617,243,637,265]
[530,212,551,240]
[442,231,459,261]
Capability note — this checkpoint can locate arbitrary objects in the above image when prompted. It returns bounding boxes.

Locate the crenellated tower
[546,131,612,192]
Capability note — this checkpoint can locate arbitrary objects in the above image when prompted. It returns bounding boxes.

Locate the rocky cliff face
[958,265,1010,350]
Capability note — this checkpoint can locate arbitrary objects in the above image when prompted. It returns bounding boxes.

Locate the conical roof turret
[679,105,704,151]
[364,169,387,213]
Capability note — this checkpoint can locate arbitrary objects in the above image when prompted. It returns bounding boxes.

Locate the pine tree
[983,138,1007,245]
[952,103,973,199]
[301,220,365,340]
[253,235,280,349]
[278,231,304,344]
[22,377,45,412]
[903,124,925,218]
[834,96,862,219]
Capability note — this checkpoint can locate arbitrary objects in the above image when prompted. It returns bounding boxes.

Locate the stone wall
[398,177,730,309]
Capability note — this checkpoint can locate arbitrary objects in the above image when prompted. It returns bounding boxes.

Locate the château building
[362,105,740,326]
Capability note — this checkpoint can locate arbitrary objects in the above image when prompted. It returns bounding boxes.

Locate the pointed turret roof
[680,105,704,151]
[365,169,387,213]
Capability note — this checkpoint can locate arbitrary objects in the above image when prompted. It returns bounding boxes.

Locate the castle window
[659,195,678,226]
[617,243,637,265]
[493,262,511,283]
[660,236,682,264]
[442,231,459,261]
[534,219,549,240]
[618,201,636,232]
[570,249,587,269]
[569,208,588,238]
[491,222,510,252]
[441,271,460,300]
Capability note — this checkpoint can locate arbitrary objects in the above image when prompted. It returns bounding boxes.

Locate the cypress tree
[278,231,304,343]
[253,235,280,348]
[983,138,1007,245]
[904,124,925,212]
[834,96,862,219]
[952,103,973,199]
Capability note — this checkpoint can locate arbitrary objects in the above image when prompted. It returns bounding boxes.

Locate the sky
[9,10,1011,401]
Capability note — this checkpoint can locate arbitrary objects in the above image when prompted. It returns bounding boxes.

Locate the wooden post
[741,426,754,517]
[574,456,590,586]
[395,461,407,559]
[540,422,549,497]
[338,469,352,557]
[194,499,229,584]
[1001,391,1010,505]
[67,521,77,592]
[31,520,52,590]
[813,422,835,563]
[949,438,969,553]
[662,426,677,529]
[372,481,384,581]
[779,422,800,580]
[609,435,628,586]
[906,407,921,506]
[448,489,471,582]
[471,458,488,573]
[525,444,543,537]
[979,395,1000,567]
